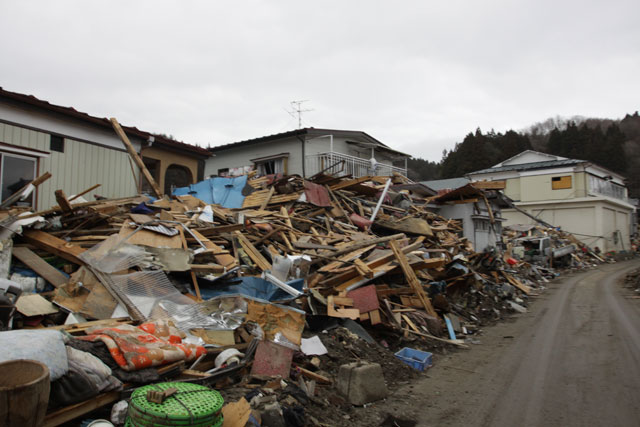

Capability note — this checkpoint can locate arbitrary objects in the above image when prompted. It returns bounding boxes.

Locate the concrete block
[336,362,388,405]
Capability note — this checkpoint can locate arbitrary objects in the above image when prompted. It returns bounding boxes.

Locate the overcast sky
[1,1,639,161]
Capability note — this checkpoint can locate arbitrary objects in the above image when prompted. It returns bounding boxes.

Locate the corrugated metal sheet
[0,122,138,209]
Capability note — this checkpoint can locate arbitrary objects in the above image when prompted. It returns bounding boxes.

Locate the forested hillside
[408,112,640,197]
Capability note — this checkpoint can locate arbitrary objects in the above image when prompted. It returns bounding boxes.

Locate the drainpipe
[298,132,306,178]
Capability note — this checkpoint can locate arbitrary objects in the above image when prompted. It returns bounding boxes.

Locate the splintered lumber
[297,366,332,384]
[258,186,275,211]
[326,233,406,259]
[22,230,86,265]
[353,259,374,279]
[44,391,121,427]
[501,271,531,295]
[0,171,52,209]
[55,189,73,212]
[191,229,237,269]
[110,117,162,198]
[329,176,372,191]
[235,231,272,271]
[320,239,422,288]
[68,184,101,202]
[179,227,202,301]
[389,240,438,318]
[12,246,68,288]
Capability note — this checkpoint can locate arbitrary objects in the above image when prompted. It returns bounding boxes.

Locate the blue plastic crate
[394,347,432,371]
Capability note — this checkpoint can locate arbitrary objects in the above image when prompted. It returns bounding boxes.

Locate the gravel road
[374,260,640,427]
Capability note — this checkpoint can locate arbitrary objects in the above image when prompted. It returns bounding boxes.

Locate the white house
[467,150,634,252]
[205,128,410,179]
[0,87,209,209]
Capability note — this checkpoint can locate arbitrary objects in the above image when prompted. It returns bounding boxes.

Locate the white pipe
[370,178,392,222]
[263,272,303,298]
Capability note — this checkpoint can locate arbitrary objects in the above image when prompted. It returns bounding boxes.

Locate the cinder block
[336,362,388,405]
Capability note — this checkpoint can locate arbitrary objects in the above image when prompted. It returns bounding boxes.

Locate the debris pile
[502,223,606,272]
[0,170,544,426]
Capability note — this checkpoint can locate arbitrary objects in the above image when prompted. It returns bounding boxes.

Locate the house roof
[468,158,585,175]
[0,87,211,158]
[209,127,410,157]
[420,177,470,191]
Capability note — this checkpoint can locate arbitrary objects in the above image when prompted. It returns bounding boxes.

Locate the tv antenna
[286,100,313,129]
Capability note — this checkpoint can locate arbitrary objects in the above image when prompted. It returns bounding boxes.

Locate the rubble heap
[0,171,543,426]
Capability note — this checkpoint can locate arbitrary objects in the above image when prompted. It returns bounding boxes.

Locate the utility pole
[287,100,313,129]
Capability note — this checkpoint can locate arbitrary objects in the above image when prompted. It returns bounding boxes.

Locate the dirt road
[374,260,640,427]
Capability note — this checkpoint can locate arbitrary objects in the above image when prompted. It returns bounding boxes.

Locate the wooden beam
[68,184,101,202]
[54,189,73,212]
[44,391,120,427]
[258,186,275,210]
[389,240,438,318]
[22,230,86,265]
[0,172,51,209]
[12,246,68,288]
[179,227,202,301]
[235,231,272,271]
[110,117,162,198]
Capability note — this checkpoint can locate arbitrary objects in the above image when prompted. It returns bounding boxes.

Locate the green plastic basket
[127,382,224,427]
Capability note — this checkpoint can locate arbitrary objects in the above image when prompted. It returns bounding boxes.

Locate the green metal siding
[0,122,137,209]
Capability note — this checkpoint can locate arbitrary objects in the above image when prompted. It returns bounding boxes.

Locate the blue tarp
[198,277,305,302]
[172,175,248,209]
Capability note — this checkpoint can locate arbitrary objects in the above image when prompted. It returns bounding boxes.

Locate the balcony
[305,151,407,178]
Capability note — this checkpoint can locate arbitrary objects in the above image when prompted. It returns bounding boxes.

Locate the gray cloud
[1,0,638,161]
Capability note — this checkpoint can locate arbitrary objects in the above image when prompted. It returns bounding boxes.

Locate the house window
[165,164,192,195]
[251,153,289,176]
[552,176,572,190]
[50,135,64,152]
[0,152,37,206]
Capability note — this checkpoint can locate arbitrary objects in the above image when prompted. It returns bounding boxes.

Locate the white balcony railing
[305,151,407,178]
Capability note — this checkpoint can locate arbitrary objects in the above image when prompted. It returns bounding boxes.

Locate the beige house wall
[140,146,199,192]
[502,199,631,252]
[519,171,588,202]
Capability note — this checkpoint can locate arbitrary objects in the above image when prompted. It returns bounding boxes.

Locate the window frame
[0,151,38,206]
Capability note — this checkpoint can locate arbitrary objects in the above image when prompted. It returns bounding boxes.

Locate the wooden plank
[389,240,438,318]
[258,186,275,210]
[329,176,372,191]
[353,258,374,279]
[297,366,332,384]
[235,231,272,271]
[110,117,162,198]
[0,171,51,209]
[320,239,422,288]
[44,391,120,427]
[179,227,202,302]
[22,230,86,265]
[68,184,101,202]
[191,229,237,269]
[54,189,73,212]
[12,246,68,288]
[189,264,226,273]
[501,271,531,295]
